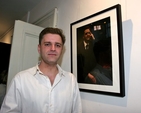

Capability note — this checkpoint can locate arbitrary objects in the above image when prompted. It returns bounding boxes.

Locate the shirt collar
[83,41,89,47]
[33,64,65,77]
[56,64,65,77]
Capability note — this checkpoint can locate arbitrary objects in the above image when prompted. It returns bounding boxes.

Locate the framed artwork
[70,4,125,97]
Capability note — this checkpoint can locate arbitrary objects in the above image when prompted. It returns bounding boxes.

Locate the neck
[39,60,59,86]
[39,60,58,76]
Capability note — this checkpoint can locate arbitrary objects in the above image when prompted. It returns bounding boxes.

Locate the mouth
[48,53,57,56]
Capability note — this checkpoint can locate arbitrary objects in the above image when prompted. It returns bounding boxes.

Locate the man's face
[38,33,63,65]
[83,29,92,42]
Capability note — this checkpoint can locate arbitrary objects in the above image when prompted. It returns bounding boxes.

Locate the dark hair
[39,27,66,45]
[83,26,91,31]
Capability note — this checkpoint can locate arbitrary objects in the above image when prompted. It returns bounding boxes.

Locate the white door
[7,20,44,88]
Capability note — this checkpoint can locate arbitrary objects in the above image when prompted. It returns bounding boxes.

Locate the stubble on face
[38,33,63,66]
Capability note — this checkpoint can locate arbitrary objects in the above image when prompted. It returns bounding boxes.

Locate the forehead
[84,29,90,33]
[42,33,62,43]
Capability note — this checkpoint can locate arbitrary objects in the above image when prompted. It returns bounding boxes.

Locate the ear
[38,44,41,54]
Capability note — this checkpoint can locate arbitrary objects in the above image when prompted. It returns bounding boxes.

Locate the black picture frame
[70,4,125,97]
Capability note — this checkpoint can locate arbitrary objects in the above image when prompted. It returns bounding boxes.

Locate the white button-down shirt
[0,65,82,113]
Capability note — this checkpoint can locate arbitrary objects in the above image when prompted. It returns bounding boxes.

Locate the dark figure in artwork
[77,26,97,83]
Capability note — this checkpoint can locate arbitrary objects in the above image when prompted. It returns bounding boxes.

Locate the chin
[48,60,58,64]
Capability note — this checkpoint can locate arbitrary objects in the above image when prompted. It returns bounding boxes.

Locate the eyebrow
[44,42,63,45]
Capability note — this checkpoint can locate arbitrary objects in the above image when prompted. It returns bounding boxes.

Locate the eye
[45,43,51,46]
[56,44,62,48]
[85,32,91,35]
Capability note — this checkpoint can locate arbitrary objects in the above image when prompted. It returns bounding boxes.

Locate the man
[0,28,82,113]
[77,26,97,83]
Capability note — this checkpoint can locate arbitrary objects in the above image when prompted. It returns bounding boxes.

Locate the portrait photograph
[71,4,125,97]
[77,17,112,86]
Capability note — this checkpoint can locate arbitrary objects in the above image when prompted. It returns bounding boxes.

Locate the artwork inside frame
[70,4,125,97]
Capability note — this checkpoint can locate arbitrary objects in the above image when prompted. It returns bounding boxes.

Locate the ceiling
[0,0,42,38]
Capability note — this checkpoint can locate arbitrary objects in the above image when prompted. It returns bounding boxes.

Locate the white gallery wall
[3,0,141,113]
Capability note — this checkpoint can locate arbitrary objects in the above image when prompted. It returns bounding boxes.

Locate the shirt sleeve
[72,77,82,113]
[0,75,22,113]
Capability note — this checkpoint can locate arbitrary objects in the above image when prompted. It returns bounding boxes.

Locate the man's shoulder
[63,70,73,76]
[77,40,84,46]
[62,70,76,81]
[16,66,37,77]
[58,66,75,78]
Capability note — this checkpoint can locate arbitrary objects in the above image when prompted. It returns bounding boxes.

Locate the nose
[50,44,56,51]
